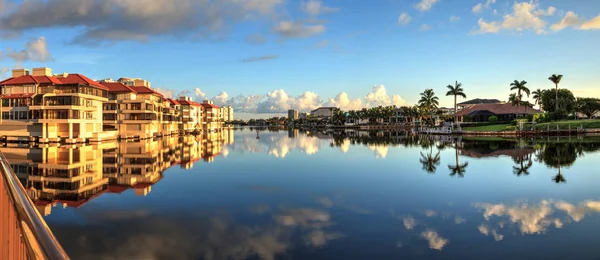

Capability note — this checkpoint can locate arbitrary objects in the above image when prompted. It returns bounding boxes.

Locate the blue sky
[0,0,599,117]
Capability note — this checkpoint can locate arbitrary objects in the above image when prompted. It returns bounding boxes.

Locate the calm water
[4,128,600,260]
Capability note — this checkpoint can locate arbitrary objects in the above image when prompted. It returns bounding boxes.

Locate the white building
[220,106,234,122]
[310,107,336,118]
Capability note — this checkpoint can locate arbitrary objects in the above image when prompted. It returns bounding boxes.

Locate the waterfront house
[0,67,115,143]
[311,107,336,118]
[455,103,540,122]
[457,98,502,111]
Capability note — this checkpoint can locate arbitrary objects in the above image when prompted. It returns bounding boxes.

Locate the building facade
[201,100,222,132]
[0,67,114,143]
[310,107,336,118]
[288,109,299,121]
[220,106,234,122]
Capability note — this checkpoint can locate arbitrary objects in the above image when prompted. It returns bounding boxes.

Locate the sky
[0,0,599,119]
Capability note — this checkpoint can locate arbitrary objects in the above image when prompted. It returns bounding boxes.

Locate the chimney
[12,69,29,77]
[32,67,52,76]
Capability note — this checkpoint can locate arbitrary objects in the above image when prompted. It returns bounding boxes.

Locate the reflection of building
[1,133,229,216]
[288,110,298,121]
[1,144,111,216]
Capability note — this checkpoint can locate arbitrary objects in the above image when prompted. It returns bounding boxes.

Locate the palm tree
[532,89,543,110]
[446,81,467,124]
[418,89,440,126]
[510,80,530,104]
[448,147,468,178]
[508,93,520,107]
[548,74,563,112]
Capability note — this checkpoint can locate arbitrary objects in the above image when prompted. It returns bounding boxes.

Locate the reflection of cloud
[304,230,344,247]
[420,230,448,251]
[340,140,350,153]
[454,216,466,224]
[275,208,331,229]
[368,144,388,159]
[403,216,417,230]
[474,200,600,235]
[315,197,333,208]
[424,210,437,217]
[478,224,504,241]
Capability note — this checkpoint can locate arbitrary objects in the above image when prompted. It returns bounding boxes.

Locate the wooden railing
[0,153,69,260]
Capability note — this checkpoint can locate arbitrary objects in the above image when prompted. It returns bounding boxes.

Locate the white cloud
[473,18,500,34]
[550,11,583,31]
[6,36,53,63]
[365,85,407,107]
[301,0,338,16]
[472,0,496,14]
[398,12,411,25]
[473,1,555,34]
[478,224,504,241]
[212,92,230,106]
[368,144,388,159]
[420,230,448,250]
[419,24,430,31]
[324,92,363,111]
[415,0,438,12]
[533,6,556,16]
[194,88,207,101]
[273,20,325,39]
[580,14,600,30]
[449,15,460,22]
[154,88,174,98]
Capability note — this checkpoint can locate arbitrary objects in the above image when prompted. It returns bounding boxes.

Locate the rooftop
[457,98,502,105]
[1,73,109,91]
[455,103,540,116]
[98,82,136,93]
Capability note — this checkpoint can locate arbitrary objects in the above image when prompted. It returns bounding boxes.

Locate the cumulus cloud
[212,92,230,106]
[5,36,53,63]
[154,88,174,99]
[550,11,583,31]
[301,0,338,16]
[580,14,600,30]
[415,0,438,12]
[0,0,286,44]
[273,20,326,39]
[472,0,496,14]
[364,85,407,107]
[398,12,411,25]
[420,230,448,250]
[473,1,555,35]
[241,55,278,63]
[324,92,363,111]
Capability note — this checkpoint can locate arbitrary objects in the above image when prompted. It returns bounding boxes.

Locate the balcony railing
[0,152,69,260]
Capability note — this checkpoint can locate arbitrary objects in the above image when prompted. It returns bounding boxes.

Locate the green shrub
[488,115,498,123]
[533,113,547,123]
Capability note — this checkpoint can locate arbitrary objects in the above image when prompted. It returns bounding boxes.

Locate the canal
[3,128,600,260]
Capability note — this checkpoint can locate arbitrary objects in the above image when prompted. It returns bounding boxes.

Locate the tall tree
[548,74,563,113]
[418,89,440,126]
[508,93,520,107]
[446,81,467,124]
[510,80,530,104]
[532,89,543,110]
[576,98,600,119]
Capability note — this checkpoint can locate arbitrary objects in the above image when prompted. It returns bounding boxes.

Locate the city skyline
[1,0,599,119]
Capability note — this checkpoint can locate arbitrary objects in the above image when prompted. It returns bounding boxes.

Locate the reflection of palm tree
[448,148,468,178]
[512,151,533,176]
[420,146,441,174]
[552,168,566,183]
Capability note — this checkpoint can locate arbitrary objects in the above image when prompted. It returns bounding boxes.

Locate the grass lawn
[462,124,515,132]
[535,119,600,130]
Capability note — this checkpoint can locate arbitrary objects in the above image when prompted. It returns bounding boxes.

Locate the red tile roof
[99,82,136,93]
[455,103,540,117]
[59,74,109,90]
[130,86,163,97]
[178,99,202,107]
[201,103,220,109]
[1,93,34,99]
[167,98,180,105]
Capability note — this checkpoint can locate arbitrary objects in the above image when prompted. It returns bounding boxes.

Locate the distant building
[288,109,299,121]
[220,106,234,122]
[201,100,221,132]
[310,107,336,118]
[117,77,151,88]
[455,103,539,122]
[457,99,502,111]
[299,112,309,119]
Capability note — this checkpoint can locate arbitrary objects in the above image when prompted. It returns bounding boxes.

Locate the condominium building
[117,77,151,88]
[201,100,222,132]
[220,105,234,122]
[177,96,203,134]
[0,67,115,143]
[288,109,299,121]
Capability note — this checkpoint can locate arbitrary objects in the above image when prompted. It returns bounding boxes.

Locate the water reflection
[1,130,229,216]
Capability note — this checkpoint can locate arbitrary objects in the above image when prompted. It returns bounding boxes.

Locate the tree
[420,149,441,174]
[510,80,530,106]
[446,81,466,124]
[576,98,600,118]
[508,93,520,107]
[418,89,440,126]
[332,108,346,125]
[532,89,543,110]
[548,74,563,113]
[540,88,576,119]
